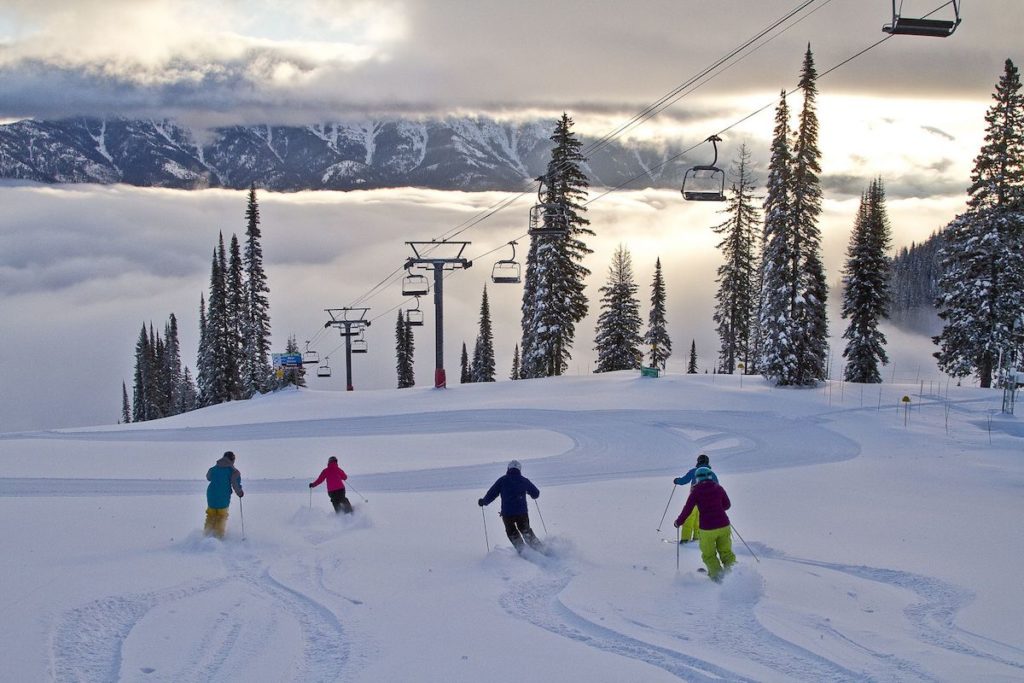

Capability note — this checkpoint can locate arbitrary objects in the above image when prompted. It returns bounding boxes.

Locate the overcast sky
[0,0,1020,431]
[0,0,1019,124]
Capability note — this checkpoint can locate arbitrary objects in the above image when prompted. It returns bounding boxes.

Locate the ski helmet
[507,459,522,471]
[328,456,338,464]
[696,453,710,467]
[694,466,713,482]
[224,451,236,461]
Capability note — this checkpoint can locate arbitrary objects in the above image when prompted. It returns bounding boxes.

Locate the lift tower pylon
[404,241,472,388]
[323,307,371,391]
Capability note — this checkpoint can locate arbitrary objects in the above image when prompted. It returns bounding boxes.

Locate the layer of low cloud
[0,1,1019,124]
[0,182,964,431]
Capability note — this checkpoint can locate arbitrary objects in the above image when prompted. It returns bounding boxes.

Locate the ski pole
[481,506,490,553]
[309,487,312,509]
[238,496,246,541]
[656,484,677,532]
[533,498,548,536]
[346,484,368,503]
[731,523,758,563]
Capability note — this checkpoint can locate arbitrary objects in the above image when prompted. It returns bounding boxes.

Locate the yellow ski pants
[204,507,229,539]
[678,507,699,542]
[698,525,736,580]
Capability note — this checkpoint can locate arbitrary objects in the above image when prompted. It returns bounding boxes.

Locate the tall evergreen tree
[712,144,762,374]
[132,324,151,422]
[205,242,232,404]
[161,313,183,415]
[121,381,131,424]
[759,90,797,384]
[510,343,521,380]
[396,311,415,388]
[471,286,496,382]
[594,245,643,372]
[759,48,828,386]
[935,59,1024,387]
[789,45,829,385]
[242,184,273,397]
[178,366,198,413]
[521,113,593,378]
[196,293,215,406]
[226,234,246,399]
[687,340,699,374]
[644,257,672,369]
[460,342,471,383]
[841,180,893,383]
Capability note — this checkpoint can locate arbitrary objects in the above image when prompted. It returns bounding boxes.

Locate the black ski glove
[309,482,315,488]
[237,490,244,498]
[477,498,485,507]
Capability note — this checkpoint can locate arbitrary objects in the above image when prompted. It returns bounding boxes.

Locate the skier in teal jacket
[205,451,244,538]
[673,453,717,543]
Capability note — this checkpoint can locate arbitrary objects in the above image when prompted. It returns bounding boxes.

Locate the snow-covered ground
[1,372,1022,682]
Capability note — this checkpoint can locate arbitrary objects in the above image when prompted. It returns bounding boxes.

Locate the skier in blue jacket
[204,451,244,539]
[478,460,542,553]
[673,453,718,543]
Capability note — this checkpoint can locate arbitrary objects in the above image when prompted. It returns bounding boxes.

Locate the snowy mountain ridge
[0,116,690,192]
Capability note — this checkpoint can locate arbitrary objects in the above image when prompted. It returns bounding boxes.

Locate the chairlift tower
[404,241,472,388]
[324,307,371,391]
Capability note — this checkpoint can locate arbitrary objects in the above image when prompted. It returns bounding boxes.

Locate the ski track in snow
[493,539,1023,682]
[779,552,1024,674]
[49,545,352,682]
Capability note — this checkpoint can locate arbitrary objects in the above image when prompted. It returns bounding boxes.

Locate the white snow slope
[1,372,1022,682]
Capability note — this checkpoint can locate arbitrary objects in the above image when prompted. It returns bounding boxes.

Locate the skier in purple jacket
[674,466,736,581]
[478,460,543,553]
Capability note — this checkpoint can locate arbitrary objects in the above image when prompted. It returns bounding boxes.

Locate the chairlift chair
[405,297,425,326]
[302,343,319,365]
[401,270,430,297]
[317,359,332,378]
[882,0,960,37]
[351,339,368,354]
[681,135,726,202]
[528,174,570,237]
[491,241,522,284]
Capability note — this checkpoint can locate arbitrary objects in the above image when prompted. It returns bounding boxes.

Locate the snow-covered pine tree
[121,381,131,424]
[403,315,415,388]
[161,313,183,415]
[644,257,672,369]
[132,324,151,422]
[226,234,246,399]
[520,113,593,378]
[789,45,829,385]
[151,323,167,418]
[841,179,892,383]
[759,90,797,384]
[935,59,1024,387]
[205,244,231,404]
[687,340,698,374]
[242,184,273,397]
[460,342,471,383]
[196,293,213,406]
[396,311,415,389]
[178,366,198,413]
[471,286,496,382]
[594,244,643,372]
[510,343,521,380]
[712,144,762,374]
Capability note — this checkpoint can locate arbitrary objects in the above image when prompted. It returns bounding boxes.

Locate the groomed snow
[1,371,1021,682]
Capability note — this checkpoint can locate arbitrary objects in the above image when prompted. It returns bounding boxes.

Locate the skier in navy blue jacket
[478,460,543,553]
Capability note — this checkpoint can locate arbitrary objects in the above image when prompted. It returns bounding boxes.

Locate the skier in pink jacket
[309,456,353,513]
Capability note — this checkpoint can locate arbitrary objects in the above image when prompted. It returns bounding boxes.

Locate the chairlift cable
[316,0,937,339]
